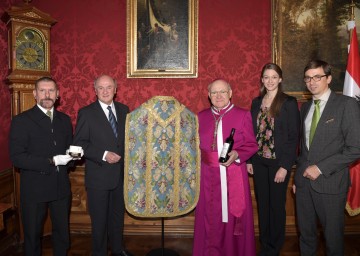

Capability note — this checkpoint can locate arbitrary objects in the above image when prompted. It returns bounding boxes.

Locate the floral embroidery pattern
[124,96,200,217]
[256,106,276,159]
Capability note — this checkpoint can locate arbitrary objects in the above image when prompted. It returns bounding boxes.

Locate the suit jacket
[295,91,360,194]
[250,95,300,171]
[73,101,129,190]
[9,105,73,203]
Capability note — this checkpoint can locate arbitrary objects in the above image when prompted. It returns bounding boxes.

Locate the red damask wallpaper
[0,0,271,170]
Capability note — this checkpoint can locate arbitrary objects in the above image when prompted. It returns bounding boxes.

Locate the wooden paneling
[0,169,14,204]
[0,168,17,253]
[69,165,360,236]
[68,169,91,233]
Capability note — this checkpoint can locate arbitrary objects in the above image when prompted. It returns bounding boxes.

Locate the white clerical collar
[212,102,232,114]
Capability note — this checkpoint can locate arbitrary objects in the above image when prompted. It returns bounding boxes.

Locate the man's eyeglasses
[303,75,327,83]
[210,90,229,96]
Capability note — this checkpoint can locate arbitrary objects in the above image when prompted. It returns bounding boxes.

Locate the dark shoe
[113,250,134,256]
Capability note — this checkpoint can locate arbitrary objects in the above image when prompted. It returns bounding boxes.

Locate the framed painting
[127,0,198,78]
[272,0,360,101]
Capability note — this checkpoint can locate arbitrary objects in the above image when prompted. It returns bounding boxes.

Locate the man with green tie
[294,60,360,255]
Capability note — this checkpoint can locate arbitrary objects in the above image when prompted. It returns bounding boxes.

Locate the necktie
[309,100,320,146]
[107,106,118,137]
[46,110,53,122]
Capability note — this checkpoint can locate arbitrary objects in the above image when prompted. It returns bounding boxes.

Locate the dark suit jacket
[73,101,129,190]
[250,95,300,171]
[295,91,360,194]
[9,105,73,203]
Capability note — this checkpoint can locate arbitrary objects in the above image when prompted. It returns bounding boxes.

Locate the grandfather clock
[5,0,56,115]
[4,0,56,240]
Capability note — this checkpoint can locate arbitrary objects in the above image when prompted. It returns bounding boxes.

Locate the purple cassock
[193,104,258,256]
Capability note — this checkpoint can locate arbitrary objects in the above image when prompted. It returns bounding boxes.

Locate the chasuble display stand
[124,96,201,255]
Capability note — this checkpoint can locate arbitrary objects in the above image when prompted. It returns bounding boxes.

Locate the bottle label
[220,143,230,158]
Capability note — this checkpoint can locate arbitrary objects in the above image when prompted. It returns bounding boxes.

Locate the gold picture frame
[127,0,198,78]
[272,0,358,102]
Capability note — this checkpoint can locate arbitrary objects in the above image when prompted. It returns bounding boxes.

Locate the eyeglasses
[303,75,327,83]
[210,90,229,96]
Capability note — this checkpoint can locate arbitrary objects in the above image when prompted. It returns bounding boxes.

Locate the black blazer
[250,95,300,171]
[9,105,73,203]
[73,101,129,190]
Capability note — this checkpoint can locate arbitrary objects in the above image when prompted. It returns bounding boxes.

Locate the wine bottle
[219,128,235,163]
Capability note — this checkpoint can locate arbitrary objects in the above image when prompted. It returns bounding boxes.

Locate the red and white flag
[343,26,360,97]
[344,24,360,216]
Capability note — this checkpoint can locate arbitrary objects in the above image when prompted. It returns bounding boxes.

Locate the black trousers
[87,184,125,256]
[252,155,290,256]
[21,195,71,256]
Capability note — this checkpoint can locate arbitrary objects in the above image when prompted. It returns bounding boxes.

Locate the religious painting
[272,0,360,101]
[127,0,198,78]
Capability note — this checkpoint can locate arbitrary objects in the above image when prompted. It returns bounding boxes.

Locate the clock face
[16,42,45,69]
[15,29,46,71]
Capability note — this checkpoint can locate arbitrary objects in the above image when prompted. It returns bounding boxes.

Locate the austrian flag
[343,27,360,97]
[343,26,360,216]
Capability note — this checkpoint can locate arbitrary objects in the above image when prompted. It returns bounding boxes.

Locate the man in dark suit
[294,60,360,255]
[73,75,131,256]
[9,77,75,256]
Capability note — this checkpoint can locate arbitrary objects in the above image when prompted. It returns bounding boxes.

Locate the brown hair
[260,63,287,117]
[35,76,58,90]
[304,59,331,76]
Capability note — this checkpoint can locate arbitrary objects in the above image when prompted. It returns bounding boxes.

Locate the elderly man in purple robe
[193,79,258,256]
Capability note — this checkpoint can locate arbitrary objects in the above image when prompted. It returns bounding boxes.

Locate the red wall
[0,0,271,170]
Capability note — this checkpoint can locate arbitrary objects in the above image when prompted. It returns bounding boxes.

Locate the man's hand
[105,151,121,164]
[53,155,73,166]
[303,165,321,181]
[220,150,238,167]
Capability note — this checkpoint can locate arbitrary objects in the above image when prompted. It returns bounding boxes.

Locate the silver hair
[93,75,117,88]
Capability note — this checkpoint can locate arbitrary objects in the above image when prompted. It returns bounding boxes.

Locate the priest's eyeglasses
[210,90,229,96]
[303,75,327,83]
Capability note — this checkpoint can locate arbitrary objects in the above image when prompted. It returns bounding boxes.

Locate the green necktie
[46,110,53,122]
[309,100,320,146]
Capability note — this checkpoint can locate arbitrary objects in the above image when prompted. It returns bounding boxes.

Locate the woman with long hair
[247,63,300,256]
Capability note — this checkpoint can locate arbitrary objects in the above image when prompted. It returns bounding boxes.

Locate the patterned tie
[309,100,320,146]
[46,110,53,122]
[107,106,118,137]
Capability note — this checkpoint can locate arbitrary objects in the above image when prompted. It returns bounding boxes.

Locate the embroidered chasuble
[124,96,200,217]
